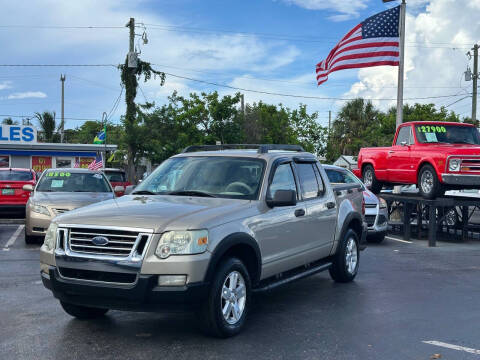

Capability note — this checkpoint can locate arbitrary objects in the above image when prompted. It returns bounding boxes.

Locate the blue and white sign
[0,125,37,144]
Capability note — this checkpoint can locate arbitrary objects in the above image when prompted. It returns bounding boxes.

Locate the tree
[2,117,18,125]
[119,58,165,183]
[34,111,58,142]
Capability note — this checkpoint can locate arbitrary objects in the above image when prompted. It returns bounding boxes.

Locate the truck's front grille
[59,267,137,284]
[365,215,376,227]
[459,158,480,172]
[67,227,148,257]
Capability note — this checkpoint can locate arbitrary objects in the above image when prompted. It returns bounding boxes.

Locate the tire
[329,229,360,283]
[418,164,443,199]
[25,233,37,245]
[367,231,385,244]
[445,208,458,227]
[362,164,382,194]
[198,258,251,338]
[60,301,109,320]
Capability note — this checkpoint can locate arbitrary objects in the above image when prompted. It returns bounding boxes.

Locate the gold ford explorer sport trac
[40,145,367,337]
[25,168,121,244]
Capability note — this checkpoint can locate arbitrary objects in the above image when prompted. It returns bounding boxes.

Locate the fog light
[158,275,187,286]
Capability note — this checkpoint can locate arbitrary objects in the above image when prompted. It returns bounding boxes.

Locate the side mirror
[114,185,125,193]
[266,189,297,208]
[23,184,34,192]
[124,185,135,195]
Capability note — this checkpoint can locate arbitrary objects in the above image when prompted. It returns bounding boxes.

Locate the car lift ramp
[379,193,480,247]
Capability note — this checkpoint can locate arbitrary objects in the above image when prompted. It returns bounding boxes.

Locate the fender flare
[204,232,262,285]
[336,212,364,253]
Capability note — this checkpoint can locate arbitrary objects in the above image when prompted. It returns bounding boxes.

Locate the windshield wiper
[168,190,216,198]
[132,190,158,195]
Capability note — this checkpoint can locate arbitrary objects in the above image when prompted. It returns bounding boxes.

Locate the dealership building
[0,124,117,171]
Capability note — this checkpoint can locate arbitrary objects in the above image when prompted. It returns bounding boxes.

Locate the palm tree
[35,111,57,142]
[2,117,18,125]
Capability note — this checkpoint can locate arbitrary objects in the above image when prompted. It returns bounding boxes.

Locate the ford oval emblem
[91,236,109,246]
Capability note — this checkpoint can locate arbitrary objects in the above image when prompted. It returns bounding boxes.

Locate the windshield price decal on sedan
[419,125,446,133]
[46,172,71,177]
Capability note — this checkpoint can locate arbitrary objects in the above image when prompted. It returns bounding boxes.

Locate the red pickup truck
[353,121,480,199]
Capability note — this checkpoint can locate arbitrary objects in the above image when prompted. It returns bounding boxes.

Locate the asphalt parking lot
[1,225,480,360]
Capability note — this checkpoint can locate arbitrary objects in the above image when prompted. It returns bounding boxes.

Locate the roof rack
[181,144,305,154]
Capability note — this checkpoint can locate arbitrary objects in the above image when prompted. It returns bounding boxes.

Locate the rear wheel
[329,229,360,283]
[362,165,382,194]
[60,301,109,320]
[418,164,443,199]
[198,258,251,338]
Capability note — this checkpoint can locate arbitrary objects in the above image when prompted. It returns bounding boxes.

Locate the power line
[0,25,123,29]
[162,71,473,101]
[0,64,117,67]
[444,95,471,108]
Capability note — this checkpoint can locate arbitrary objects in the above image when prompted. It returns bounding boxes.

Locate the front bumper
[441,174,480,186]
[41,266,209,311]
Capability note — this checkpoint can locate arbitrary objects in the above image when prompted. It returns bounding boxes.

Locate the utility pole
[396,0,406,128]
[60,74,65,143]
[472,44,478,124]
[241,93,245,118]
[328,110,332,135]
[125,17,137,183]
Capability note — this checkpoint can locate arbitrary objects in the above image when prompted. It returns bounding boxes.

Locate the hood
[54,195,256,232]
[32,191,114,209]
[362,189,378,205]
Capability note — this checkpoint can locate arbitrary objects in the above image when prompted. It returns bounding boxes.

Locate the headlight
[31,202,50,216]
[379,197,387,209]
[42,223,58,251]
[155,230,208,259]
[449,158,461,172]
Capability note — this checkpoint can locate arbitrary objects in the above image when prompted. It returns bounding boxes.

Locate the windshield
[134,156,265,200]
[36,171,111,193]
[0,170,33,181]
[415,124,480,145]
[104,171,126,183]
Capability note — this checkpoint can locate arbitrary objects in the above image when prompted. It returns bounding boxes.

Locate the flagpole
[396,0,406,128]
[102,112,107,170]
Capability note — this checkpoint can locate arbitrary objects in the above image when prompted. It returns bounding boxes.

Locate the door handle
[326,202,336,209]
[388,150,394,154]
[294,209,305,217]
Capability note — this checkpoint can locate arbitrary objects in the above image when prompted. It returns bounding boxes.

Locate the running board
[253,261,332,293]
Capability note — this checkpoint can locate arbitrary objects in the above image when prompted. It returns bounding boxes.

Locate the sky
[0,0,479,131]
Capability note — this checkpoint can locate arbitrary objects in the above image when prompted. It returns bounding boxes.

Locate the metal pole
[102,112,107,170]
[472,44,478,124]
[396,0,406,128]
[60,74,65,143]
[129,18,135,53]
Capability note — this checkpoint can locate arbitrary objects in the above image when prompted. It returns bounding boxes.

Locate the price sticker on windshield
[419,125,446,133]
[47,171,71,177]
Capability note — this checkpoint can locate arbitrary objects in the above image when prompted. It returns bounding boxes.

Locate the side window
[395,126,411,145]
[296,163,320,199]
[268,163,297,198]
[313,164,325,194]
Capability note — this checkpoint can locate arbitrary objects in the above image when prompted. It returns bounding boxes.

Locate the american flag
[88,154,103,170]
[316,6,400,86]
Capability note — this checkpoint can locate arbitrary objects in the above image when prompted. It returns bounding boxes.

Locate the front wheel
[198,258,251,338]
[60,301,109,320]
[329,229,360,283]
[418,164,443,199]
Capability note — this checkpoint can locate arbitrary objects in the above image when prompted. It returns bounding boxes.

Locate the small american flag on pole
[88,154,103,171]
[316,6,400,85]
